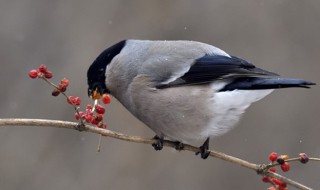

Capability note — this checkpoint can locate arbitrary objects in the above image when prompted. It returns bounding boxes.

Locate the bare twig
[0,118,317,190]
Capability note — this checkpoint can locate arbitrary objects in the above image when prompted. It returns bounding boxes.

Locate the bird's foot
[152,135,163,151]
[174,141,184,151]
[74,122,85,131]
[195,137,210,159]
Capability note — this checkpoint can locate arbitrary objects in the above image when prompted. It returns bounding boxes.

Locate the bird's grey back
[107,40,230,87]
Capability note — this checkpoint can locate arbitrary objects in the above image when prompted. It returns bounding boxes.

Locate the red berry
[67,96,75,104]
[74,97,81,106]
[29,69,38,78]
[268,167,276,173]
[44,71,53,79]
[262,177,270,183]
[58,84,67,92]
[299,153,309,164]
[86,110,93,116]
[95,104,105,114]
[97,122,104,128]
[84,114,93,123]
[75,113,80,120]
[102,94,111,104]
[272,178,286,186]
[95,114,103,122]
[86,104,93,110]
[79,111,85,118]
[61,78,70,86]
[91,118,99,125]
[269,152,278,162]
[278,181,287,188]
[103,122,107,129]
[280,162,290,172]
[38,65,48,73]
[52,89,60,96]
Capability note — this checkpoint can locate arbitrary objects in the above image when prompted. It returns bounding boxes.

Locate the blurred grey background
[0,0,319,189]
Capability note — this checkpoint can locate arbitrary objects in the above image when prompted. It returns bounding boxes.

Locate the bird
[87,39,315,159]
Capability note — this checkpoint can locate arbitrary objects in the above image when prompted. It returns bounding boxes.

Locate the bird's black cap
[87,40,126,97]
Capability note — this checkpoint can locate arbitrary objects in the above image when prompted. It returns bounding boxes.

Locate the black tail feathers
[220,77,315,91]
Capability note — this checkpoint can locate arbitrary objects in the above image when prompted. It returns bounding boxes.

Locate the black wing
[157,55,278,88]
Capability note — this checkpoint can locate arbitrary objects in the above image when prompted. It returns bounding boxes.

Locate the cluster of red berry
[52,79,70,96]
[74,100,110,129]
[29,65,53,79]
[262,152,309,190]
[29,65,111,130]
[67,96,82,106]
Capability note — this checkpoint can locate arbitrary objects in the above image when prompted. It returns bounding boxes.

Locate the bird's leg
[174,141,184,151]
[152,135,164,151]
[195,137,210,159]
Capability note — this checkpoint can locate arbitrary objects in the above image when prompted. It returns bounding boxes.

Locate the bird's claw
[195,137,210,159]
[152,135,163,151]
[174,141,184,151]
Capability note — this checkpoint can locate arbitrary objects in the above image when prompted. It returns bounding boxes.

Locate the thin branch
[41,77,85,126]
[0,118,316,190]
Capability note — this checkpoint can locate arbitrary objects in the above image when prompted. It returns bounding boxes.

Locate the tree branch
[0,118,316,190]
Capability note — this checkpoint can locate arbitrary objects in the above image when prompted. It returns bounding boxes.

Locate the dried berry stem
[0,118,317,190]
[97,134,102,152]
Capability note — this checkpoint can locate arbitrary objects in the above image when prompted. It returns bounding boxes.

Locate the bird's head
[87,40,126,99]
[87,61,109,99]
